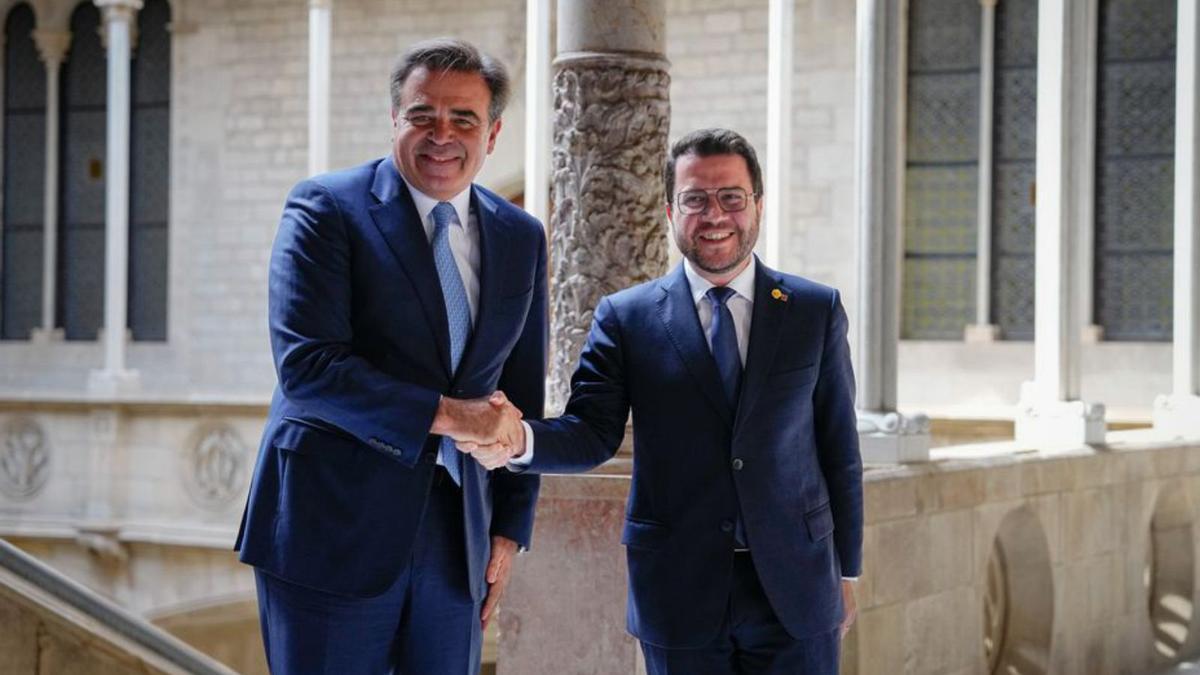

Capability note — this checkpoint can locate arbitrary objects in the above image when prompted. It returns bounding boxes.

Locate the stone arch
[1146,481,1195,659]
[982,505,1054,675]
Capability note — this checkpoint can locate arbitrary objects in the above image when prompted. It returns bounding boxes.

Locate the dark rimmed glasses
[673,187,758,215]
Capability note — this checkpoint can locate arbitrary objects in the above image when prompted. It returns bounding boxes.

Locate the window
[129,0,171,341]
[1,4,46,340]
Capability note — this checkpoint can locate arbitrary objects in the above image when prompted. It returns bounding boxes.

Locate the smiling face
[667,152,761,285]
[391,66,502,200]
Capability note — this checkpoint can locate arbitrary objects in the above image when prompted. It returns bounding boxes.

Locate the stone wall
[500,434,1200,675]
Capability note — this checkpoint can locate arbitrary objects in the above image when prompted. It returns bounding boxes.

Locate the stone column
[854,0,930,463]
[31,30,72,343]
[1077,0,1103,342]
[308,0,331,176]
[1015,0,1105,446]
[967,0,1000,342]
[545,0,670,414]
[763,0,792,269]
[1154,0,1200,436]
[523,0,552,225]
[90,0,142,394]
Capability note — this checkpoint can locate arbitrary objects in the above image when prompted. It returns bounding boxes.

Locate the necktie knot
[432,201,457,234]
[706,285,736,307]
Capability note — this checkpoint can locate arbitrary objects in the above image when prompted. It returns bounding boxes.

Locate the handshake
[430,391,527,470]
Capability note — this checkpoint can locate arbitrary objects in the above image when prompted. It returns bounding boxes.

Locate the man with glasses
[462,127,862,674]
[236,38,544,674]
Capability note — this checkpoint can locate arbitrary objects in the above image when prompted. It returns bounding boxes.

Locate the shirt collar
[683,256,757,307]
[400,175,472,231]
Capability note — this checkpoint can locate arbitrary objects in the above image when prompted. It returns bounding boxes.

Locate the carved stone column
[547,0,670,414]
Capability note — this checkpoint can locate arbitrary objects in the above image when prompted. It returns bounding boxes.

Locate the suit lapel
[734,261,788,432]
[454,187,509,384]
[367,159,452,376]
[656,265,735,426]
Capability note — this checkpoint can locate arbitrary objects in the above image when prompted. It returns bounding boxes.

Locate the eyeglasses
[673,187,758,215]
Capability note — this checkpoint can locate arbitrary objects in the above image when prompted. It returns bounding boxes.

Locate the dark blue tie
[706,286,748,548]
[706,286,742,407]
[431,202,470,486]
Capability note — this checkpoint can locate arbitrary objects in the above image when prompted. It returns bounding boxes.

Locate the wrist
[430,396,457,435]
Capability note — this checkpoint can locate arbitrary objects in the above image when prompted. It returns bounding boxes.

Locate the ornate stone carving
[549,53,671,413]
[0,418,51,500]
[184,425,249,510]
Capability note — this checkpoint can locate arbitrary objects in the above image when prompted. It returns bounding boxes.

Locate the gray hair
[389,37,510,122]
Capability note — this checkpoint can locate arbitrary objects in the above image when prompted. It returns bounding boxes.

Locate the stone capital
[309,0,332,9]
[94,0,143,24]
[32,30,72,69]
[1014,382,1106,447]
[980,0,998,8]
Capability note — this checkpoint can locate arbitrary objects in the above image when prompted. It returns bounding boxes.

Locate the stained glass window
[902,0,981,339]
[1095,0,1175,341]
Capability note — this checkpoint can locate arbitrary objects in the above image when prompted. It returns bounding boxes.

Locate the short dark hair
[664,128,764,203]
[389,38,510,122]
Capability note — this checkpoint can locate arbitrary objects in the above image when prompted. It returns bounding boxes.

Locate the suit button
[732,458,744,471]
[720,520,734,533]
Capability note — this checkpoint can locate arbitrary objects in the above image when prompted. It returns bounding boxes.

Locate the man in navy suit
[235,38,545,674]
[464,128,862,674]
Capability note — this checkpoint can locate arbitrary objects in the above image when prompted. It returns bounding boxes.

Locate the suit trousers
[640,552,840,675]
[254,465,483,674]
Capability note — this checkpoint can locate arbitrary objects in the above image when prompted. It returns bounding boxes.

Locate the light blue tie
[432,202,471,486]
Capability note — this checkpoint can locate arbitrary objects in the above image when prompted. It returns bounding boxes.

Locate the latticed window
[991,0,1037,340]
[902,0,981,340]
[1,4,47,340]
[1095,0,1175,341]
[903,0,1039,340]
[58,2,107,341]
[129,0,171,341]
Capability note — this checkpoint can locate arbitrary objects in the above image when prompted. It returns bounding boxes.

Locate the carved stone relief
[548,53,671,413]
[184,425,249,510]
[0,417,50,500]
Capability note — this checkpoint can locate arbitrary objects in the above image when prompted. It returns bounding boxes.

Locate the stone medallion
[0,418,50,500]
[184,425,249,510]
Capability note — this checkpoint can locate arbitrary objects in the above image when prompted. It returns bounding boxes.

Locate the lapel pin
[771,288,788,302]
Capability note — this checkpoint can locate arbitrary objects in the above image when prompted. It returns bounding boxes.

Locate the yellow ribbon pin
[771,288,788,302]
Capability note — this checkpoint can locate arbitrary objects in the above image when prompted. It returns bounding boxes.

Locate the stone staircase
[0,537,237,675]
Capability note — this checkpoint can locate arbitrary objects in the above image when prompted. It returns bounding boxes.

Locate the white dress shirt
[403,178,478,469]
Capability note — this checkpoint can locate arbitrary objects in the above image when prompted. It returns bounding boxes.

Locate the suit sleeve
[488,228,548,549]
[518,296,631,474]
[269,179,441,466]
[812,290,864,577]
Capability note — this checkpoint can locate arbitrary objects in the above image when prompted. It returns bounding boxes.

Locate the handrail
[0,537,237,675]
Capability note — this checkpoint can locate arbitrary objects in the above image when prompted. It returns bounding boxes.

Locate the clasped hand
[430,391,525,470]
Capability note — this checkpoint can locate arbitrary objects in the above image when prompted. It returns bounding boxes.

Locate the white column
[31,31,71,343]
[763,0,792,269]
[523,0,551,225]
[90,0,141,394]
[1154,0,1200,437]
[1078,0,1103,342]
[1015,0,1105,446]
[308,0,331,176]
[854,0,930,463]
[967,0,1000,342]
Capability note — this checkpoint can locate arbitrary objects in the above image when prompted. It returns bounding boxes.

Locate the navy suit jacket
[236,158,546,601]
[521,261,862,648]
